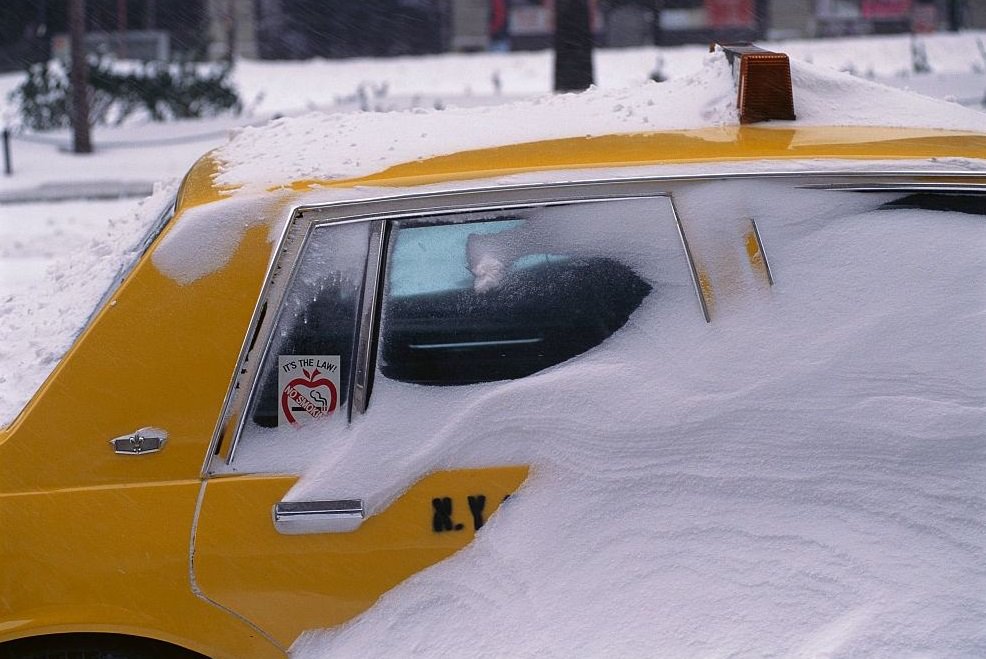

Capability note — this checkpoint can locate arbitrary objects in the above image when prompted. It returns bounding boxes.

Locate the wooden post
[69,0,92,154]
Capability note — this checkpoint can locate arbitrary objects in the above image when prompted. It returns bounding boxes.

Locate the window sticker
[278,355,340,427]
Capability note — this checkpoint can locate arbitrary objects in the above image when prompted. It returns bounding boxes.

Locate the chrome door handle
[109,427,167,455]
[273,500,365,534]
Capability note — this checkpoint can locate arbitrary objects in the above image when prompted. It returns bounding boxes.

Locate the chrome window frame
[201,170,986,476]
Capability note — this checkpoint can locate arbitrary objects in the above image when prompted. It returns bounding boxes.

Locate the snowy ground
[0,199,136,299]
[1,32,985,657]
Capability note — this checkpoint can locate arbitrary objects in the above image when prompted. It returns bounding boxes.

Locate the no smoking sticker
[278,355,340,427]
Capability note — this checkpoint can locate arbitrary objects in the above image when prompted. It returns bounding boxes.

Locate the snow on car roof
[213,50,986,192]
[150,51,986,286]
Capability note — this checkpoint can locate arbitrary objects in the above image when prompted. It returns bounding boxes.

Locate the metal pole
[2,129,11,176]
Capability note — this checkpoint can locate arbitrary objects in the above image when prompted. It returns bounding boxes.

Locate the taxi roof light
[714,43,796,125]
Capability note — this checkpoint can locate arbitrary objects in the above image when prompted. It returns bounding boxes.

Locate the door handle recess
[273,500,365,534]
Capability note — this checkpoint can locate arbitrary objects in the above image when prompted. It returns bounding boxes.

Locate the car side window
[377,200,665,386]
[241,222,369,442]
[226,195,690,471]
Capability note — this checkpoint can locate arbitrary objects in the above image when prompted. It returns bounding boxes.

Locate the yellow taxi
[2,46,985,658]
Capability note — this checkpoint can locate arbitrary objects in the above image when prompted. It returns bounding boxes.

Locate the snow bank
[289,180,986,656]
[213,54,737,191]
[0,185,175,427]
[214,52,986,192]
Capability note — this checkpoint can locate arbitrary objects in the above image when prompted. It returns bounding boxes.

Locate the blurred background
[0,0,980,69]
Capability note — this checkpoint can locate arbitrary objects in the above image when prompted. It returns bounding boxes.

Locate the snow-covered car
[2,47,985,658]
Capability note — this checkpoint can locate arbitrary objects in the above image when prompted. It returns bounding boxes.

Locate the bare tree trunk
[116,0,128,58]
[554,0,594,93]
[69,0,92,154]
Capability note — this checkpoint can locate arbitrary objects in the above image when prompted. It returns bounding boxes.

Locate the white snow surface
[0,186,175,427]
[289,180,986,657]
[214,52,986,192]
[151,192,286,285]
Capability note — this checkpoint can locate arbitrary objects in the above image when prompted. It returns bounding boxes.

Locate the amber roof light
[713,43,796,124]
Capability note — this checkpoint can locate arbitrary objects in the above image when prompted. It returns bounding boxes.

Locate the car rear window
[377,201,664,386]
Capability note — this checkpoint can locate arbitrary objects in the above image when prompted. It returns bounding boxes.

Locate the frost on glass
[378,198,682,385]
[244,222,369,435]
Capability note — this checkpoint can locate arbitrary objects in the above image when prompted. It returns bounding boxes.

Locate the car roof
[159,50,986,290]
[176,125,986,215]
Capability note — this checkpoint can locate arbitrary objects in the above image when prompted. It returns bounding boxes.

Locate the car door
[191,184,697,650]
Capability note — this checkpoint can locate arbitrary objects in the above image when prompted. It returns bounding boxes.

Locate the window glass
[378,200,669,386]
[238,221,369,451]
[227,196,690,471]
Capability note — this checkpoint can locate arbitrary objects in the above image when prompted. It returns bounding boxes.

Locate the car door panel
[193,467,528,648]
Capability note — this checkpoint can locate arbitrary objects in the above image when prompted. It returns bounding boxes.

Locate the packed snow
[289,180,986,657]
[151,192,284,285]
[0,199,140,300]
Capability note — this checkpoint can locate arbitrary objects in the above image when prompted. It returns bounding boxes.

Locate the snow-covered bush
[11,57,241,130]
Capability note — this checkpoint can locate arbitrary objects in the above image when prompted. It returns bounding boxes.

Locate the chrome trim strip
[218,216,328,465]
[273,500,365,534]
[303,194,675,230]
[202,208,316,472]
[286,171,986,218]
[352,221,387,416]
[410,337,543,349]
[750,218,774,286]
[669,193,711,324]
[204,173,983,474]
[800,183,986,193]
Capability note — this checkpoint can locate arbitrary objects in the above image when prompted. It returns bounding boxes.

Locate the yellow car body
[1,125,985,658]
